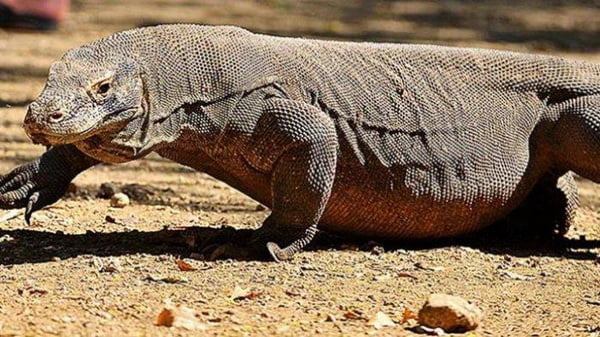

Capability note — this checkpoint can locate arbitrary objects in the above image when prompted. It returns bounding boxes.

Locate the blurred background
[1,0,599,107]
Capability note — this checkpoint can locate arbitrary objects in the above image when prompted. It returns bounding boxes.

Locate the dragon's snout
[25,101,66,124]
[23,102,65,145]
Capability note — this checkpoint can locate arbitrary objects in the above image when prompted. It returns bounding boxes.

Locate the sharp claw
[25,192,39,225]
[266,242,285,262]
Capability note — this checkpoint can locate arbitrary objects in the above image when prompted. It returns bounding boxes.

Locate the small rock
[0,234,14,243]
[155,303,206,330]
[255,204,267,211]
[64,183,80,198]
[110,193,130,208]
[121,183,155,202]
[371,245,385,255]
[418,293,482,333]
[97,183,118,199]
[368,311,396,329]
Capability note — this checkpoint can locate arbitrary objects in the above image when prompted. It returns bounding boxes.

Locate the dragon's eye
[96,82,111,95]
[89,78,113,103]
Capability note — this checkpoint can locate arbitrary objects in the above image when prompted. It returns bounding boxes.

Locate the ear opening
[537,88,588,106]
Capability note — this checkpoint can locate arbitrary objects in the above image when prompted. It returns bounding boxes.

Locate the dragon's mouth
[27,123,102,146]
[25,106,140,146]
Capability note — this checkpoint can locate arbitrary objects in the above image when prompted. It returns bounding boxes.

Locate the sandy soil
[0,1,599,336]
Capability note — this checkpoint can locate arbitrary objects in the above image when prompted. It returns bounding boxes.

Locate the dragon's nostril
[49,111,65,122]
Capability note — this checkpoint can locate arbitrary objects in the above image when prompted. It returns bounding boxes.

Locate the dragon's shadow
[0,224,597,265]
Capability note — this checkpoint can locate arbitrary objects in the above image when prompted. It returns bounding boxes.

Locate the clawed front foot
[0,145,98,223]
[0,159,69,223]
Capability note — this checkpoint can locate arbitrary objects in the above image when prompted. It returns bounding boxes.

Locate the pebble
[0,234,14,243]
[370,245,385,255]
[121,184,155,201]
[418,293,483,332]
[64,183,80,197]
[97,183,118,199]
[110,193,130,208]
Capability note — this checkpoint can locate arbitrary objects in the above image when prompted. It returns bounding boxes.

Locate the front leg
[244,98,338,261]
[0,145,98,223]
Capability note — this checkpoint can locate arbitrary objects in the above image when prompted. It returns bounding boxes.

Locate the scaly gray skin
[1,25,598,261]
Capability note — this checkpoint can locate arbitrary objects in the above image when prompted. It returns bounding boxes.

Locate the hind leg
[505,172,579,238]
[551,95,600,183]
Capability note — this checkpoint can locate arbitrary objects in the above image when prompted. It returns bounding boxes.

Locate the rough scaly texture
[1,25,598,260]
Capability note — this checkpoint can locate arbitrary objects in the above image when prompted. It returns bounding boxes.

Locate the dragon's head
[24,51,145,145]
[24,47,148,161]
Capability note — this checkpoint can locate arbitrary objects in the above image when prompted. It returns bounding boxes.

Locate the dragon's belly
[318,141,539,239]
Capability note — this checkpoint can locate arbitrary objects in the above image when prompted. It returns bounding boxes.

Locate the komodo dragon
[0,25,598,261]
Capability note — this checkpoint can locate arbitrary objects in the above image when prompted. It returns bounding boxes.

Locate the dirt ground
[0,1,599,336]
